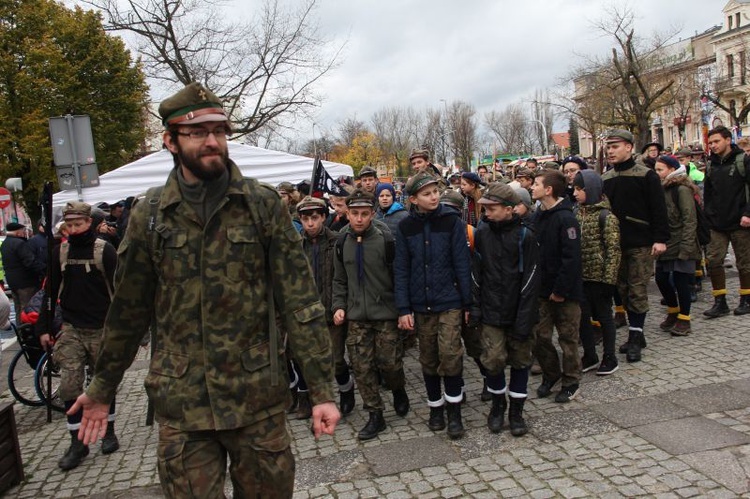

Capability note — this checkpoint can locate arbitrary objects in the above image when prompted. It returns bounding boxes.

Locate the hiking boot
[445,402,464,439]
[536,376,560,398]
[358,410,386,440]
[428,406,446,431]
[659,313,678,331]
[58,433,89,471]
[581,353,599,373]
[508,397,528,437]
[554,384,580,403]
[480,379,492,402]
[392,388,410,417]
[619,329,647,354]
[735,295,750,316]
[487,394,507,433]
[670,318,691,336]
[100,423,120,455]
[339,387,355,416]
[530,358,543,375]
[614,311,627,329]
[703,295,730,319]
[296,391,312,420]
[626,330,643,363]
[597,354,619,376]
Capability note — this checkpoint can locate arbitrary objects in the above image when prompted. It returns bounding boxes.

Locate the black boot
[392,388,410,417]
[618,329,647,354]
[445,402,464,439]
[703,295,730,318]
[734,295,750,316]
[428,406,446,431]
[358,410,386,440]
[339,387,355,416]
[296,391,312,420]
[508,398,528,437]
[286,388,298,414]
[101,422,120,455]
[480,379,491,402]
[626,330,643,363]
[487,394,507,434]
[58,431,89,471]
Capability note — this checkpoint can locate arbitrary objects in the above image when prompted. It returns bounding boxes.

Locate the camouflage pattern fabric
[346,320,405,410]
[706,228,750,277]
[480,324,533,374]
[85,160,334,432]
[329,322,349,379]
[415,310,464,377]
[157,411,293,498]
[577,201,621,286]
[54,323,105,401]
[617,246,654,314]
[532,299,582,386]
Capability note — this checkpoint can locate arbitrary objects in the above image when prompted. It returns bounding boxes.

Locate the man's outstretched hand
[67,393,110,445]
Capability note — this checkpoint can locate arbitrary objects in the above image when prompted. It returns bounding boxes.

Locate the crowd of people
[3,81,746,497]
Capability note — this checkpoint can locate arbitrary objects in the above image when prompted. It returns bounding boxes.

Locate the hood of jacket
[577,169,603,205]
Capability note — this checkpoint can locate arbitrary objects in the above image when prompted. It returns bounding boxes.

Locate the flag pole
[310,124,318,190]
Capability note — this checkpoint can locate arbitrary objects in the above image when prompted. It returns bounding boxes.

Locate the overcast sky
[301,0,724,138]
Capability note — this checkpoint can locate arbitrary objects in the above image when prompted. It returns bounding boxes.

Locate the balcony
[715,75,746,91]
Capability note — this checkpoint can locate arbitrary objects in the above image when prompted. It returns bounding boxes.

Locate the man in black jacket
[703,125,750,317]
[1,222,45,317]
[602,129,669,363]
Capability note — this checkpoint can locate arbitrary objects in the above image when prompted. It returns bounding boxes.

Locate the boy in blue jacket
[394,171,473,439]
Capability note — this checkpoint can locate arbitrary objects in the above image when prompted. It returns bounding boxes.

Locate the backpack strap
[58,238,114,300]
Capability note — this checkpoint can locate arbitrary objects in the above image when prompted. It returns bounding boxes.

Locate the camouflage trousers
[532,299,581,386]
[415,310,464,377]
[346,320,405,411]
[705,228,750,290]
[157,411,294,499]
[617,246,654,315]
[480,324,533,375]
[54,323,105,402]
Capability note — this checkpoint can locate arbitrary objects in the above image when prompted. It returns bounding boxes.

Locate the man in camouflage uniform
[69,82,339,498]
[332,189,409,440]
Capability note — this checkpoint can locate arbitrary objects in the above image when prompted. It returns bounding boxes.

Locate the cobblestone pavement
[2,271,750,498]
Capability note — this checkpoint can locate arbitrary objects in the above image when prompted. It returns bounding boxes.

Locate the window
[729,15,734,29]
[742,51,747,84]
[737,13,741,28]
[728,54,735,77]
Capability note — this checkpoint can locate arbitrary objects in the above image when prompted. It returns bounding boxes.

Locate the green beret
[159,82,227,127]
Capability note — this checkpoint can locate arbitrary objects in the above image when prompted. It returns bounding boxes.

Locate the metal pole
[64,115,83,201]
[527,119,548,155]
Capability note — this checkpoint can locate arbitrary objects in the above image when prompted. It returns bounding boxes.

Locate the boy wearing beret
[472,183,540,435]
[394,172,473,439]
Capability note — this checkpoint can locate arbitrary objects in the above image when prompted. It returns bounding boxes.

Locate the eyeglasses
[176,127,230,140]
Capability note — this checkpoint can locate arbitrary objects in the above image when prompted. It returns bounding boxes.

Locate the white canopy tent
[52,142,353,208]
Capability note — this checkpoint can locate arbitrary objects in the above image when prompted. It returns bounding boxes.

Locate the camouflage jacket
[86,161,334,431]
[576,200,621,286]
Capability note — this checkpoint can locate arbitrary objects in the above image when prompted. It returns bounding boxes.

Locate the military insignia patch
[567,228,577,240]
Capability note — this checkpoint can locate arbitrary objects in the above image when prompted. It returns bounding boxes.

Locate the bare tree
[448,100,478,171]
[485,104,531,155]
[371,106,421,177]
[85,0,344,138]
[337,116,369,149]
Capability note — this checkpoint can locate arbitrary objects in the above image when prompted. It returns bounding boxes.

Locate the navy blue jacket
[532,198,583,302]
[394,204,472,315]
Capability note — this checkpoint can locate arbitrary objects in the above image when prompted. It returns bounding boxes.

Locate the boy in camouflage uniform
[394,172,473,439]
[332,189,409,440]
[70,83,339,498]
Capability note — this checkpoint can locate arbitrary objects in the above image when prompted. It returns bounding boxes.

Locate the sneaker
[554,384,580,403]
[581,353,599,373]
[536,377,560,398]
[597,355,619,376]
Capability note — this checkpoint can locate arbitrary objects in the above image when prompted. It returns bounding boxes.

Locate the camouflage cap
[440,189,464,208]
[276,181,296,194]
[358,166,378,178]
[409,148,430,161]
[296,196,327,214]
[604,129,634,145]
[63,201,92,220]
[479,182,521,206]
[405,171,439,196]
[346,188,375,208]
[158,82,227,127]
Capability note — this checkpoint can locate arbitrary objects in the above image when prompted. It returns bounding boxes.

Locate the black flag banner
[311,157,348,197]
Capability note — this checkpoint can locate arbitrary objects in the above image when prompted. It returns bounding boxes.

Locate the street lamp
[526,119,548,155]
[440,99,452,166]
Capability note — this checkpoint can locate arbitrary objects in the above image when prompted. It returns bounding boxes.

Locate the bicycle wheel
[34,352,65,413]
[7,349,45,406]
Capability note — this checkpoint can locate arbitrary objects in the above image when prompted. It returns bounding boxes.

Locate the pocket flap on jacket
[150,350,189,378]
[293,302,326,324]
[241,341,271,372]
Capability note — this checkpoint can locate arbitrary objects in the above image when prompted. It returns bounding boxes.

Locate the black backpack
[670,188,711,246]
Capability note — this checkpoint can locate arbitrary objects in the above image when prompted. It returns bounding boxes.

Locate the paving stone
[665,383,750,414]
[631,416,750,455]
[679,447,750,494]
[590,395,696,428]
[529,409,620,443]
[363,436,459,476]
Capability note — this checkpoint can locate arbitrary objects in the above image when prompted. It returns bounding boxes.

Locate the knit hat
[561,156,588,170]
[158,82,227,127]
[63,201,92,221]
[513,187,532,209]
[405,171,439,196]
[478,182,520,206]
[656,155,680,170]
[375,182,396,200]
[5,222,25,232]
[461,171,484,186]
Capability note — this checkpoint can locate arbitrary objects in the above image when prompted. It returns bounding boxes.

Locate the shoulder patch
[567,227,578,240]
